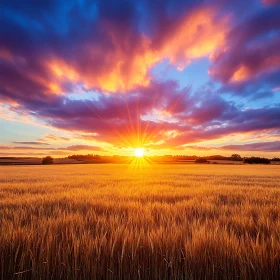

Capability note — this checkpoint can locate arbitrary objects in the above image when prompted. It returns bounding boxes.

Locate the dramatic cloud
[0,2,229,97]
[209,6,280,95]
[0,0,280,155]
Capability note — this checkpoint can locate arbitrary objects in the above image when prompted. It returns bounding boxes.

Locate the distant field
[0,158,79,165]
[0,164,280,279]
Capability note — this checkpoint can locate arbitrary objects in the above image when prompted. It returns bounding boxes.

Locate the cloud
[220,141,280,152]
[0,145,103,152]
[262,0,280,6]
[1,0,280,154]
[0,0,229,96]
[61,145,103,151]
[6,80,191,148]
[38,134,70,142]
[2,75,280,151]
[209,6,280,95]
[183,141,280,153]
[13,141,49,145]
[151,104,280,148]
[0,152,50,157]
[184,145,214,151]
[0,146,10,149]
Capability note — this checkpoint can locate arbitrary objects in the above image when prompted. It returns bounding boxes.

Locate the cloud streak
[13,141,49,145]
[220,141,280,152]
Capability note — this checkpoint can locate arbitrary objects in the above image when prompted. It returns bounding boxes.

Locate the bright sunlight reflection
[134,148,144,157]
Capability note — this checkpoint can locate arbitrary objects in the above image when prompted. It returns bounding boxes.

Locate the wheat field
[0,164,280,279]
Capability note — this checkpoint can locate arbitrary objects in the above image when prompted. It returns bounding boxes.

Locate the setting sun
[134,148,144,157]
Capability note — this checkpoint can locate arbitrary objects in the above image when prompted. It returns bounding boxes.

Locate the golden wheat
[0,164,280,279]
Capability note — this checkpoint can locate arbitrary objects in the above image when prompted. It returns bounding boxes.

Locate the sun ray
[83,101,132,148]
[140,87,161,147]
[142,85,190,146]
[124,95,136,146]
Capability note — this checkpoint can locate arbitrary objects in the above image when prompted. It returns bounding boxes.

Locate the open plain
[0,164,280,279]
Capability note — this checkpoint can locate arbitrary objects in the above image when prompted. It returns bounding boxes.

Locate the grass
[0,164,280,279]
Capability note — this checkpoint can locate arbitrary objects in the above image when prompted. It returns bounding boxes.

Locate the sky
[0,0,280,157]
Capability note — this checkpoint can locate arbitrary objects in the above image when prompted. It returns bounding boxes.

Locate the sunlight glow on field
[1,164,280,279]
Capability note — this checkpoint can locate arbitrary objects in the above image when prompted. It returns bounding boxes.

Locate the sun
[134,148,144,157]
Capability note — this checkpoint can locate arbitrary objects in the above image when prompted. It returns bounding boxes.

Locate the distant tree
[243,157,270,164]
[206,155,227,160]
[42,156,54,165]
[195,158,209,164]
[231,154,242,161]
[68,154,101,161]
[271,157,280,161]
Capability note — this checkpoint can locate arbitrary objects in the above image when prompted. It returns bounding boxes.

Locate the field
[0,164,280,279]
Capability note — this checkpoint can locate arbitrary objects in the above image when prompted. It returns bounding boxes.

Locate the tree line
[41,154,280,165]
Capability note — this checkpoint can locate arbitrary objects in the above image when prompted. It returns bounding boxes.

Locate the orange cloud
[231,56,280,82]
[25,70,63,95]
[50,59,79,81]
[231,65,250,82]
[45,6,228,93]
[46,33,157,92]
[160,7,228,69]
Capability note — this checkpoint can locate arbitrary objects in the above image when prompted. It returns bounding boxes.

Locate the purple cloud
[220,141,280,152]
[1,0,280,154]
